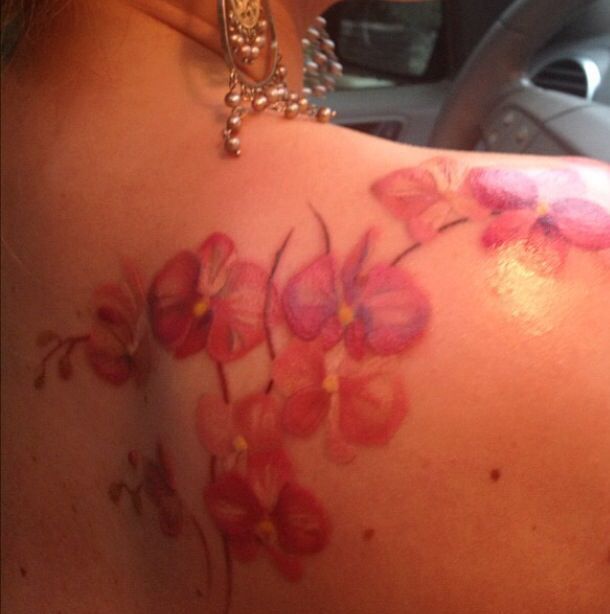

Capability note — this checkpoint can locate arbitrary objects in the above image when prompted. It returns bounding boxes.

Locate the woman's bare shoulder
[2,112,610,613]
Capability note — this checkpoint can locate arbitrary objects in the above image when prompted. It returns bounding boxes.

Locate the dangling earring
[302,16,343,99]
[218,0,338,157]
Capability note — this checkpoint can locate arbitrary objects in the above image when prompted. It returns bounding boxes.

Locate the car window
[324,0,444,89]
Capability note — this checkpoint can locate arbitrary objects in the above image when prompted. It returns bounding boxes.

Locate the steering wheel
[428,0,610,161]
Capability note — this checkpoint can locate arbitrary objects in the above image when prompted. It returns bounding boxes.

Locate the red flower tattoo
[273,340,408,463]
[205,450,329,581]
[282,229,430,359]
[196,392,283,466]
[371,157,488,242]
[469,167,610,272]
[87,263,151,385]
[143,443,184,537]
[148,233,272,361]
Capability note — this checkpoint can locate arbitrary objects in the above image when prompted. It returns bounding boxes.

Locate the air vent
[533,59,588,98]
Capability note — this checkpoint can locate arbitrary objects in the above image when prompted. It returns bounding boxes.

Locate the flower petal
[341,229,376,299]
[197,233,235,295]
[344,319,367,360]
[233,393,283,452]
[92,283,137,338]
[158,494,183,537]
[481,209,538,248]
[204,472,264,538]
[405,202,451,243]
[89,282,141,379]
[449,192,490,221]
[196,395,234,457]
[551,198,610,250]
[265,545,303,581]
[325,394,357,463]
[319,315,343,351]
[467,168,537,211]
[533,168,586,203]
[207,261,269,362]
[86,328,132,385]
[247,450,293,511]
[356,264,431,355]
[281,389,331,437]
[174,311,213,359]
[421,156,464,192]
[120,259,147,314]
[282,254,338,341]
[371,166,441,220]
[272,340,326,396]
[148,251,201,349]
[272,482,330,555]
[338,358,408,446]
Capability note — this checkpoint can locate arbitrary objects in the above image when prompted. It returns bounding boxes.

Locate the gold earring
[218,0,336,157]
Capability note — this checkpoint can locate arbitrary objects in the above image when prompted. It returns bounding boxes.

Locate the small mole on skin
[362,528,375,541]
[71,503,77,514]
[531,524,537,532]
[490,468,502,482]
[31,455,38,463]
[196,589,203,598]
[20,566,27,578]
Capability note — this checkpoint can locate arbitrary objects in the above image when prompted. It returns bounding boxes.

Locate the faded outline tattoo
[33,156,610,612]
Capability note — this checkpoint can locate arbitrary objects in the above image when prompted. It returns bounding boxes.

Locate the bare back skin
[2,2,610,613]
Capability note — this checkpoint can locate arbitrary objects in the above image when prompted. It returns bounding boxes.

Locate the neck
[126,0,318,93]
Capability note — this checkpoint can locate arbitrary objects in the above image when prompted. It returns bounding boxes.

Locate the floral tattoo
[33,156,610,611]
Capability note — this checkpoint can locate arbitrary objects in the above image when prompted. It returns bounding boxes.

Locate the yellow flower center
[232,435,248,453]
[322,373,340,394]
[192,298,210,317]
[255,518,276,542]
[535,201,550,217]
[338,303,355,326]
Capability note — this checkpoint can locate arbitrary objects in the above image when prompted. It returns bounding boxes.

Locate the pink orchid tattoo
[282,229,431,359]
[273,340,408,463]
[196,392,283,467]
[148,233,272,361]
[204,450,329,581]
[469,167,610,272]
[371,157,488,242]
[87,263,151,385]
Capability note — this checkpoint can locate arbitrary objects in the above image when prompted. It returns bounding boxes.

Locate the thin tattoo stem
[191,514,213,592]
[210,456,218,482]
[221,535,233,614]
[207,454,233,614]
[117,481,142,497]
[215,361,230,405]
[63,335,89,356]
[34,334,89,387]
[309,204,331,254]
[390,217,470,266]
[110,480,144,515]
[264,229,294,361]
[263,229,294,393]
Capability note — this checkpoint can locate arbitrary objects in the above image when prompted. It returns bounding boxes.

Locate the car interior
[322,0,610,162]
